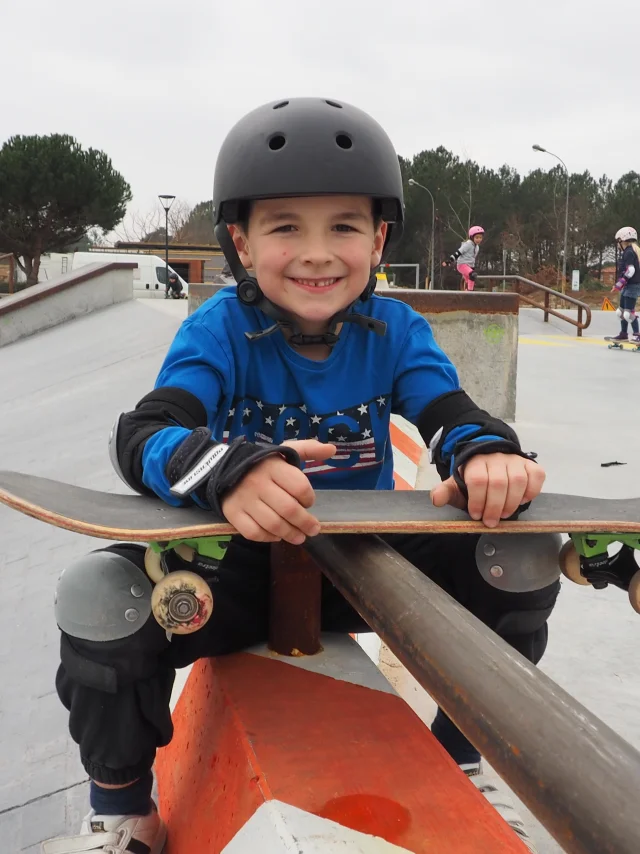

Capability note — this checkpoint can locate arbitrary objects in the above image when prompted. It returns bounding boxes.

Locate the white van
[21,251,188,299]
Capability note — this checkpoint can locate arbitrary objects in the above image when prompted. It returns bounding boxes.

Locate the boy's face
[230,195,387,333]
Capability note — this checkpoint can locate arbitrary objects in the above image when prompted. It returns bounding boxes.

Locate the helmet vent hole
[336,133,353,150]
[268,134,287,151]
[273,101,289,110]
[326,99,343,109]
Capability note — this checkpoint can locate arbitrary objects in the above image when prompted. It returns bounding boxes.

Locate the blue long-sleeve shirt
[140,287,500,504]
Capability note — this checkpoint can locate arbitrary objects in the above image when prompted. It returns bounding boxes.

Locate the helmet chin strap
[214,222,387,347]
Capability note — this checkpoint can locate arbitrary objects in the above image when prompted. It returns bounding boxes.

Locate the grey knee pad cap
[55,550,152,642]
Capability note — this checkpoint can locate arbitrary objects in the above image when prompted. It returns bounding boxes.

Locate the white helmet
[615,226,637,242]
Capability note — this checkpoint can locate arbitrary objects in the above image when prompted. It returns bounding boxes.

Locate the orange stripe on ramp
[390,422,423,466]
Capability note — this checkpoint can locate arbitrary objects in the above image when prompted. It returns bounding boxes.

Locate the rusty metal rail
[268,536,640,854]
[477,274,592,337]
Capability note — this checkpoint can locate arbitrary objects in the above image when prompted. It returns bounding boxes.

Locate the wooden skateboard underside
[1,471,640,541]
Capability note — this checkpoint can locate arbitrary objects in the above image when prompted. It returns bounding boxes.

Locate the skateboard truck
[560,534,640,611]
[144,536,231,634]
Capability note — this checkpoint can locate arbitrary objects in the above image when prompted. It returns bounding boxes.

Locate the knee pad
[476,533,562,593]
[624,309,635,322]
[494,602,556,637]
[616,307,623,318]
[55,548,152,642]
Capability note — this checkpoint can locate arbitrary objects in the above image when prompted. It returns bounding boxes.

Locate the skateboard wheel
[151,570,213,634]
[144,547,165,584]
[628,571,640,614]
[559,541,590,586]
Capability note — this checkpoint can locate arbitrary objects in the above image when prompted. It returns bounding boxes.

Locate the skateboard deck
[2,470,640,630]
[1,469,640,540]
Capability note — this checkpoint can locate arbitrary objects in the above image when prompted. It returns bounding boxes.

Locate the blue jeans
[620,288,640,333]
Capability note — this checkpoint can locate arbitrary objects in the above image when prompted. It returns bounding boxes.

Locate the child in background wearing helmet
[44,100,551,854]
[609,227,640,343]
[443,226,484,290]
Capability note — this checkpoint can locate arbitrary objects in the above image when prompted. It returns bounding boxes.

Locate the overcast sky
[3,0,633,221]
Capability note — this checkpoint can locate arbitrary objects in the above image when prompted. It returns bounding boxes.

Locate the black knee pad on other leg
[58,543,170,694]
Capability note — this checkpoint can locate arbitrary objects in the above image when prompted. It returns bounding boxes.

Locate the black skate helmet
[212,97,405,346]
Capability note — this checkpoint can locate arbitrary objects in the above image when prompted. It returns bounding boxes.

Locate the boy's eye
[272,224,296,233]
[334,223,357,233]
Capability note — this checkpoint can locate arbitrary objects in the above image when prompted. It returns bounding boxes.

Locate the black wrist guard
[166,427,301,516]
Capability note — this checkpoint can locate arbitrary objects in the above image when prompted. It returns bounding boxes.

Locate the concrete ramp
[0,262,136,348]
[0,299,186,851]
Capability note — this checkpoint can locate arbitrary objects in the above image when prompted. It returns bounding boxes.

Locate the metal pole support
[268,542,322,657]
[304,533,640,854]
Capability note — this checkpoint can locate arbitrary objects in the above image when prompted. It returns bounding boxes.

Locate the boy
[44,98,557,853]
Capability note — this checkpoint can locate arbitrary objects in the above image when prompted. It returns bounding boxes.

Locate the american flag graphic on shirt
[222,393,392,476]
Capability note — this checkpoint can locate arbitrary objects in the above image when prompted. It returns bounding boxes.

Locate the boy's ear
[228,225,253,269]
[370,221,388,267]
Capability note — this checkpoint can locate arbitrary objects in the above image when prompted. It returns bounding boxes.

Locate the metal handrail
[477,274,592,337]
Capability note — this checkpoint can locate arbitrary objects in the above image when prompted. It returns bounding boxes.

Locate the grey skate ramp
[0,299,187,852]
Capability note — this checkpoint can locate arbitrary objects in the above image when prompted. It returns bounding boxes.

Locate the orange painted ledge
[156,653,528,853]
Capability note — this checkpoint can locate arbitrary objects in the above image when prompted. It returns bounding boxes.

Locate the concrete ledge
[155,636,528,853]
[188,282,225,314]
[379,289,518,421]
[0,263,135,347]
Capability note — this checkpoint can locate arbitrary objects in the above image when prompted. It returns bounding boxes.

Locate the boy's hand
[430,452,545,528]
[221,439,336,545]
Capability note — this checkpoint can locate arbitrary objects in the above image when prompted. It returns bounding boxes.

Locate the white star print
[279,405,286,414]
[300,405,307,413]
[286,417,296,427]
[336,411,344,416]
[362,429,372,438]
[328,427,334,433]
[256,401,263,409]
[358,404,368,415]
[265,416,274,425]
[243,408,251,417]
[377,397,386,406]
[337,435,347,442]
[229,408,235,416]
[311,415,322,424]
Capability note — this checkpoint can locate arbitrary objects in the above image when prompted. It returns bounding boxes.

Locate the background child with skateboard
[607,226,640,344]
[443,225,484,290]
[43,99,555,853]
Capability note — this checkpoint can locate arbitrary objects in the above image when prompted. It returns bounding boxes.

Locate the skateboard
[1,470,639,633]
[604,336,640,352]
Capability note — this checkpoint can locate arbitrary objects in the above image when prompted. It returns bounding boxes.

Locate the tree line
[396,147,640,289]
[1,133,639,288]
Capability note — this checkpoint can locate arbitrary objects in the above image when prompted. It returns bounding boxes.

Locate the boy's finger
[271,463,316,508]
[260,481,321,537]
[246,499,308,545]
[479,457,508,527]
[501,458,529,518]
[283,439,337,462]
[431,478,466,510]
[522,460,546,502]
[464,458,489,521]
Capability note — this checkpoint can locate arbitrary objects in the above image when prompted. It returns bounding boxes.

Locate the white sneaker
[464,764,537,852]
[41,805,167,853]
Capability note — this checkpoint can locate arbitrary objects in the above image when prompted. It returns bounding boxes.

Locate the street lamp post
[408,178,435,289]
[158,194,176,297]
[532,145,569,293]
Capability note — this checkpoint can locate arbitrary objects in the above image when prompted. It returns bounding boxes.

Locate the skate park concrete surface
[0,297,638,852]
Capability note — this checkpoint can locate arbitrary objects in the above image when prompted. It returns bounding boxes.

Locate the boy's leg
[385,533,560,766]
[46,538,271,850]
